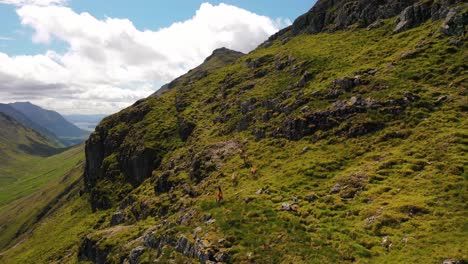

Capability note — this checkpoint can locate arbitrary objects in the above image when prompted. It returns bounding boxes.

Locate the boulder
[78,236,109,264]
[394,2,433,34]
[128,246,145,264]
[110,210,125,226]
[330,183,341,194]
[441,5,468,36]
[154,171,173,194]
[240,98,257,114]
[177,117,196,141]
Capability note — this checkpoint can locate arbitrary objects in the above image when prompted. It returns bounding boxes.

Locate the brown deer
[231,172,238,186]
[216,186,224,203]
[250,167,257,175]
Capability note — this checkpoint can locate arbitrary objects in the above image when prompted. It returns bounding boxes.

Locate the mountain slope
[0,104,64,148]
[1,0,467,263]
[10,102,90,146]
[0,112,58,161]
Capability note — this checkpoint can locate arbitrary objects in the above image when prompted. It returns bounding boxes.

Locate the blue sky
[0,1,314,55]
[0,1,317,114]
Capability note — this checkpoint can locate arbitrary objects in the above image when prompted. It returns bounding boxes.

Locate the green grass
[0,145,84,208]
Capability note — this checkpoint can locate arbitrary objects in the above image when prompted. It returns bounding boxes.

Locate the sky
[0,0,315,115]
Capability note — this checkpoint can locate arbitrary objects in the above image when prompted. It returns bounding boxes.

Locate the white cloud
[0,36,14,40]
[0,0,66,6]
[0,3,290,114]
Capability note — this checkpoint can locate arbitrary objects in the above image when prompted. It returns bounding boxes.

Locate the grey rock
[252,127,266,141]
[214,252,229,262]
[403,92,420,102]
[205,219,216,225]
[367,20,384,30]
[128,246,145,264]
[177,117,196,142]
[283,0,421,36]
[143,232,159,249]
[281,203,292,211]
[78,236,109,264]
[435,95,448,105]
[240,98,257,114]
[441,5,468,36]
[154,171,173,194]
[330,183,341,194]
[244,197,254,204]
[110,210,125,226]
[381,236,392,250]
[297,72,314,88]
[394,2,433,34]
[175,235,212,264]
[368,69,378,75]
[443,259,465,264]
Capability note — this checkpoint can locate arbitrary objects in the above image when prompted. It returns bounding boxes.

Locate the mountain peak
[203,47,244,63]
[151,47,244,97]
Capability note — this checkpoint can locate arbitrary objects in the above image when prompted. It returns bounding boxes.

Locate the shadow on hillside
[18,142,75,157]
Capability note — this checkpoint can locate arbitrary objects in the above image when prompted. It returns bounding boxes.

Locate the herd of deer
[216,148,258,204]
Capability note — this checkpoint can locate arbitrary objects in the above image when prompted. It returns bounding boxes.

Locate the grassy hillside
[1,2,467,264]
[0,144,84,250]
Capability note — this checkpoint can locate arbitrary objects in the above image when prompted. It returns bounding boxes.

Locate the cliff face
[84,48,244,211]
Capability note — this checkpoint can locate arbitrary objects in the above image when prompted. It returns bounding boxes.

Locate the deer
[216,186,224,203]
[250,167,257,175]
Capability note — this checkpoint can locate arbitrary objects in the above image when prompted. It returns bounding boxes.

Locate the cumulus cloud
[0,3,290,114]
[0,0,66,6]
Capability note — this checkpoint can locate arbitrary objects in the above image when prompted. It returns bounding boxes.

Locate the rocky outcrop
[394,1,433,33]
[269,0,420,39]
[127,246,145,264]
[84,100,169,210]
[175,235,212,263]
[276,94,416,140]
[269,0,466,40]
[154,171,174,193]
[441,4,468,36]
[78,236,110,264]
[177,117,196,141]
[190,141,240,182]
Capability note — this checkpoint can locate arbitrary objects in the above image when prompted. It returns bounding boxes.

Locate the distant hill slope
[0,112,58,160]
[10,102,90,145]
[0,104,63,147]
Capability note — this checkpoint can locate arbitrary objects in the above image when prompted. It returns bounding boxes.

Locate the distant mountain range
[0,102,92,147]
